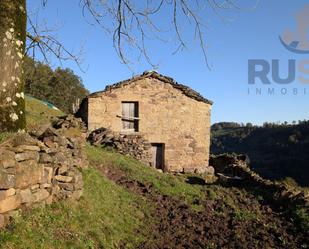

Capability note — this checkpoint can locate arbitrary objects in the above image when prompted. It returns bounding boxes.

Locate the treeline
[24,57,89,113]
[212,120,309,131]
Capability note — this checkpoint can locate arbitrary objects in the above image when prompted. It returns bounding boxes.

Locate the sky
[26,0,309,125]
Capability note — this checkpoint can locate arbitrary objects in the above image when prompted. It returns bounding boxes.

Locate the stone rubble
[88,127,153,166]
[210,154,309,211]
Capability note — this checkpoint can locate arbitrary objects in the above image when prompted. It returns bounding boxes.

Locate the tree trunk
[0,0,26,132]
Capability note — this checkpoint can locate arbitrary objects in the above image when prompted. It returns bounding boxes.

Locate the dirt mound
[97,164,308,249]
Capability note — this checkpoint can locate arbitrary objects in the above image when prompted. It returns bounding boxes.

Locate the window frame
[121,101,139,132]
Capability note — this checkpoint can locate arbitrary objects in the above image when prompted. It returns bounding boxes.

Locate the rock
[30,184,40,191]
[15,160,44,189]
[0,171,15,189]
[2,167,16,175]
[204,175,218,184]
[0,149,16,168]
[32,189,50,203]
[20,189,32,203]
[40,183,52,189]
[71,190,83,200]
[0,159,16,169]
[29,124,52,138]
[38,127,58,140]
[45,195,53,205]
[15,152,39,162]
[14,145,41,153]
[0,214,5,228]
[51,185,60,196]
[72,172,83,190]
[58,183,74,191]
[53,152,68,165]
[57,165,68,175]
[54,175,73,183]
[11,133,37,146]
[43,167,53,184]
[43,137,56,149]
[204,166,215,175]
[39,153,53,163]
[0,188,16,201]
[0,195,21,213]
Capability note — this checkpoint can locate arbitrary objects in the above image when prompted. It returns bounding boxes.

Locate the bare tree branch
[26,11,85,72]
[27,0,260,71]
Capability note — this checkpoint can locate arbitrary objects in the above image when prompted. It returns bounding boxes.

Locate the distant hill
[211,122,309,186]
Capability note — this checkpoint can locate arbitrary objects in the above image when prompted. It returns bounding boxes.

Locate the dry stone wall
[88,127,153,166]
[0,115,87,228]
[210,154,309,211]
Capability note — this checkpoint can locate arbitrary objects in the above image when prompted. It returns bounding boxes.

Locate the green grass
[86,145,206,209]
[25,95,63,130]
[0,168,151,249]
[294,208,309,231]
[1,96,63,143]
[0,132,14,144]
[234,210,261,222]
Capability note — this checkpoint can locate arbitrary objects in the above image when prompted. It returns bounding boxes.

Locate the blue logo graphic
[279,4,309,54]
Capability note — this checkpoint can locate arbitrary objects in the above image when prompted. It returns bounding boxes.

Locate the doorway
[151,143,164,170]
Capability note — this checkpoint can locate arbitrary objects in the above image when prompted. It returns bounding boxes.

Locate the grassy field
[25,95,63,130]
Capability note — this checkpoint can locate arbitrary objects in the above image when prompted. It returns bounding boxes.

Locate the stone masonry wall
[88,127,153,166]
[86,78,212,173]
[0,115,87,228]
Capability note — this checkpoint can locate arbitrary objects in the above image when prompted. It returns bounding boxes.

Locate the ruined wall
[0,116,87,228]
[88,127,153,166]
[87,78,211,172]
[210,154,309,211]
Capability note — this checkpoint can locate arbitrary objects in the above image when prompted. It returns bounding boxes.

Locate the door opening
[151,143,164,170]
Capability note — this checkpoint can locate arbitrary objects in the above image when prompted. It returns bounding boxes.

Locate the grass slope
[0,167,149,249]
[86,145,207,209]
[25,95,63,129]
[0,99,308,248]
[0,96,63,144]
[1,144,308,248]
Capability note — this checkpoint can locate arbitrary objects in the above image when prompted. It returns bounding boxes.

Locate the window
[121,102,139,132]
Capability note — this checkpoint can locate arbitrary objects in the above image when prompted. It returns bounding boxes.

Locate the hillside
[0,99,308,248]
[211,122,309,187]
[24,57,89,114]
[0,96,63,144]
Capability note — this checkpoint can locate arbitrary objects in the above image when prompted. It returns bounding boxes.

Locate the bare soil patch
[97,164,309,249]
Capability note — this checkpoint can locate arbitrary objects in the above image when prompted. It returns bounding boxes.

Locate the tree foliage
[24,56,89,113]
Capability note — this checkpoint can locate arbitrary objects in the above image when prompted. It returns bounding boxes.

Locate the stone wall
[84,77,212,172]
[210,154,309,211]
[88,127,153,166]
[0,115,87,228]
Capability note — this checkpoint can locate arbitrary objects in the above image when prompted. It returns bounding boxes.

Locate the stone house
[78,71,213,173]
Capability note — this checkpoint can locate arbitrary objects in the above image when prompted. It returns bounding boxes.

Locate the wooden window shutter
[122,102,138,132]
